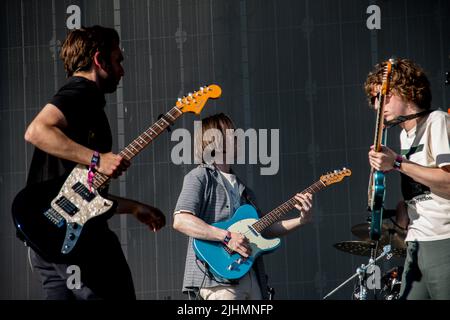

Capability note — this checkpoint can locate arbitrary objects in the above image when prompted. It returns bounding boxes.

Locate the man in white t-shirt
[366,58,450,300]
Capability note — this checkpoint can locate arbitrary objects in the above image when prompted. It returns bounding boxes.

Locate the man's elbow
[173,214,183,231]
[24,122,38,144]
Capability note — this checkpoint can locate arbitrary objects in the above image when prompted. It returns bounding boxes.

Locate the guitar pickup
[55,196,79,216]
[72,182,96,202]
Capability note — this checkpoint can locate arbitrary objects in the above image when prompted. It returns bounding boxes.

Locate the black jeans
[30,230,136,300]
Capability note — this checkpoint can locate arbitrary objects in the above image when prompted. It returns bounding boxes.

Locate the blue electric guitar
[193,168,352,280]
[368,59,395,240]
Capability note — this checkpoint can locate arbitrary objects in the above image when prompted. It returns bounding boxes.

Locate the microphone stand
[322,244,392,300]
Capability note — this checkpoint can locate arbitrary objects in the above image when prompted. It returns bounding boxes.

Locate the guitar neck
[93,106,183,188]
[368,122,387,205]
[373,99,385,152]
[251,180,326,233]
[373,61,393,152]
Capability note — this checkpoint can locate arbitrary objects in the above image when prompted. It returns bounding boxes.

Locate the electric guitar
[193,168,352,280]
[368,59,395,240]
[12,85,222,260]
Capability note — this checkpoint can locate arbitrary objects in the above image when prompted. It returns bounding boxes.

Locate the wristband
[393,155,403,171]
[222,231,231,245]
[87,151,100,192]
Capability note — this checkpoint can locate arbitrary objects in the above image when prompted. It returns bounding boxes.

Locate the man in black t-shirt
[23,26,165,300]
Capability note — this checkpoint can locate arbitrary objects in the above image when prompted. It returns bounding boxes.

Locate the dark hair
[364,58,432,110]
[60,25,120,77]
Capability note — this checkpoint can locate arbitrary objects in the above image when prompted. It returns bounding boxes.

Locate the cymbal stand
[322,244,392,300]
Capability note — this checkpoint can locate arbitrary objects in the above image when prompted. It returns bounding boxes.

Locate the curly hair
[364,58,432,110]
[60,25,119,77]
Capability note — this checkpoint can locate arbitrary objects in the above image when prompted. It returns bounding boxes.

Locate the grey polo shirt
[174,164,269,299]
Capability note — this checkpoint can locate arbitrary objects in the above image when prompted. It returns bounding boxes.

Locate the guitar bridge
[43,208,65,227]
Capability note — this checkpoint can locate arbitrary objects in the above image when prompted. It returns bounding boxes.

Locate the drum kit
[323,216,407,300]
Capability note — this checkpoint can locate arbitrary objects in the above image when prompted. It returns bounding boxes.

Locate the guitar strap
[384,109,433,128]
[240,183,263,218]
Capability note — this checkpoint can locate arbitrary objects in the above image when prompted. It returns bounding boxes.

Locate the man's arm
[25,103,129,177]
[262,192,313,238]
[173,212,252,257]
[369,146,450,198]
[108,194,166,232]
[398,161,450,198]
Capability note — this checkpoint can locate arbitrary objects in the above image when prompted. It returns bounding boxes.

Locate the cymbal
[351,222,407,250]
[334,240,406,258]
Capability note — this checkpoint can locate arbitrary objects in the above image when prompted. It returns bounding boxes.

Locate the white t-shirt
[400,110,450,241]
[219,170,242,214]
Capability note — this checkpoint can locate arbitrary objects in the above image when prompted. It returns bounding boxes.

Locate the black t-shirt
[26,77,117,258]
[27,76,112,185]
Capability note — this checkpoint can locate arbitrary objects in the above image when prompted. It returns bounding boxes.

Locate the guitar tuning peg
[188,92,193,97]
[199,86,204,91]
[178,98,182,102]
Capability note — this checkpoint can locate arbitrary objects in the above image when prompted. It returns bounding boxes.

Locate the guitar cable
[195,258,235,286]
[27,247,34,272]
[194,258,241,300]
[190,259,208,300]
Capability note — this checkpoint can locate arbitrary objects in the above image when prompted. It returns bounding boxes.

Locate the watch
[393,155,403,171]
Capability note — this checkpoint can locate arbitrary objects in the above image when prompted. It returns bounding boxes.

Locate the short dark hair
[60,25,120,77]
[364,58,432,110]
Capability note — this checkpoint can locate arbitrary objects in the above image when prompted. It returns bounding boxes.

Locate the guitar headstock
[320,168,352,186]
[381,58,395,95]
[176,84,222,115]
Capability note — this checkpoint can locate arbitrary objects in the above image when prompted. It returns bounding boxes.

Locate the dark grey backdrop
[1,0,449,299]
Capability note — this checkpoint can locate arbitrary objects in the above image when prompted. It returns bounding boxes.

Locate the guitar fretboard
[252,180,326,233]
[93,106,183,188]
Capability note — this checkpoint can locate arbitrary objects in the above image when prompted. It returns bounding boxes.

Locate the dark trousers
[30,230,136,300]
[399,237,450,300]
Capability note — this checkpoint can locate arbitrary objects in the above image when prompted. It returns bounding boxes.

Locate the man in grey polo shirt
[173,113,314,300]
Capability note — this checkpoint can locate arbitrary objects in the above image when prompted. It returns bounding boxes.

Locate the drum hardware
[325,216,407,300]
[323,244,392,300]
